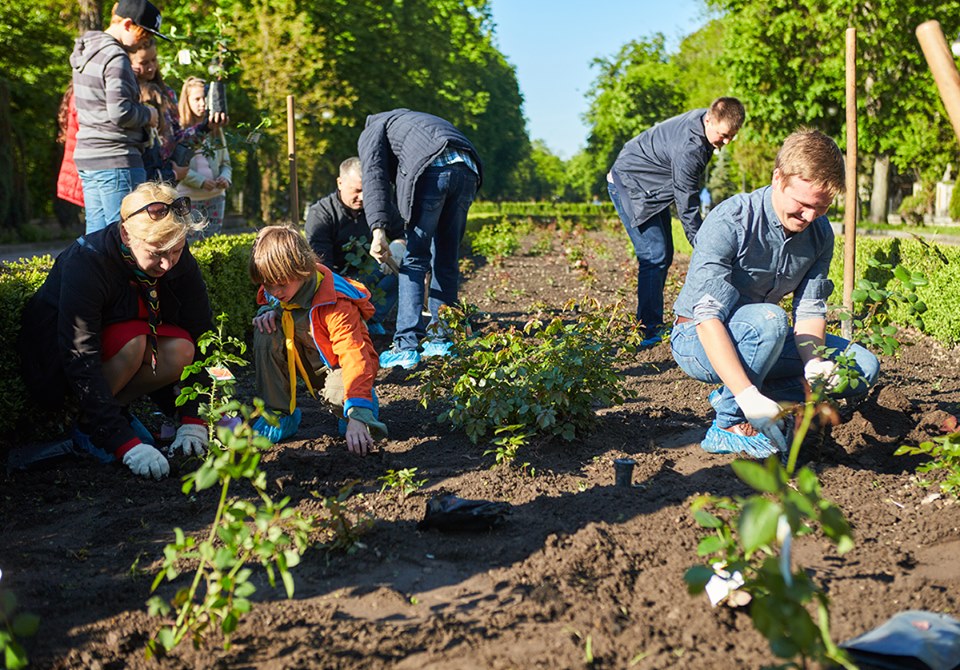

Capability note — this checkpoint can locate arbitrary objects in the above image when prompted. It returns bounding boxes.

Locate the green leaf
[732,459,779,493]
[697,535,725,556]
[738,498,781,553]
[693,509,723,529]
[683,565,716,593]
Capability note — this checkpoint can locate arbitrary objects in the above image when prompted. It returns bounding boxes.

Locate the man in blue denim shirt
[671,129,879,458]
[608,97,745,345]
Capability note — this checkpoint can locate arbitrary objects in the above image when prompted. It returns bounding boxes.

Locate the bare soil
[2,225,959,669]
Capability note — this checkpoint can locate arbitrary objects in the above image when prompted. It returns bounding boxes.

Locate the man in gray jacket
[358,109,482,370]
[71,0,165,232]
[608,97,744,346]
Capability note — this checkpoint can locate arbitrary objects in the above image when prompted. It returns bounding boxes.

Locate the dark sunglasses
[122,197,192,222]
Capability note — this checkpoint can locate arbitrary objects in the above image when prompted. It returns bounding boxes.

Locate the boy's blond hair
[249,226,318,286]
[775,128,846,197]
[120,181,205,250]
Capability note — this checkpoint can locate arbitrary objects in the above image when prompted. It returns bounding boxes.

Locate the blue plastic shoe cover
[252,408,302,444]
[700,420,780,459]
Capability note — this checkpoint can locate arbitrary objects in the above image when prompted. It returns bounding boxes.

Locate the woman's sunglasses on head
[122,197,192,222]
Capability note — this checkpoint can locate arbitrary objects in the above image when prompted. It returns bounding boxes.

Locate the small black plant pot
[206,81,228,116]
[613,458,636,487]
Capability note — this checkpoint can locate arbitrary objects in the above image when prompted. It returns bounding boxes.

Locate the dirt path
[2,226,958,669]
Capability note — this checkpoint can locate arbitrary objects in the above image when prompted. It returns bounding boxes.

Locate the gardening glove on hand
[169,423,208,457]
[804,359,841,391]
[346,407,388,440]
[369,228,390,264]
[380,240,406,275]
[734,385,787,452]
[122,443,170,480]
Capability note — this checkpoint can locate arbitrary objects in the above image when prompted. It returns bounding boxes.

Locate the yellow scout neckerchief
[279,271,322,413]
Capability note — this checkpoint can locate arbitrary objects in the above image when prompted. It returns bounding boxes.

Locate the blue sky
[488,0,710,158]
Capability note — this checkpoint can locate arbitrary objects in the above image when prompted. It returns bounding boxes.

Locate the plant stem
[173,475,232,639]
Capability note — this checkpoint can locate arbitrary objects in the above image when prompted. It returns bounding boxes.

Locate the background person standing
[607,97,745,346]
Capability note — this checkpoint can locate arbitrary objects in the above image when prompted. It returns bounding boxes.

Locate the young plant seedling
[0,576,39,670]
[378,468,427,499]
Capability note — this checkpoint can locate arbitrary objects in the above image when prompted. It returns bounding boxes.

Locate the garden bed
[2,227,959,669]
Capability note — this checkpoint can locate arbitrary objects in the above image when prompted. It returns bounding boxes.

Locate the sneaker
[640,327,665,349]
[421,340,453,358]
[252,408,302,444]
[367,321,387,336]
[379,346,421,369]
[700,420,780,459]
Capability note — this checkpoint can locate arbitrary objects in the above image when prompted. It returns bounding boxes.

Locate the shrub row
[471,201,617,219]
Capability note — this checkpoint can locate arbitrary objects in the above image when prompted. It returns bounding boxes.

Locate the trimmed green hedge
[0,233,259,439]
[472,201,617,219]
[827,236,960,346]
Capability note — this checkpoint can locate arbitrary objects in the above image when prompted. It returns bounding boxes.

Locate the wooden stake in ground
[287,95,299,224]
[916,20,960,144]
[842,27,857,341]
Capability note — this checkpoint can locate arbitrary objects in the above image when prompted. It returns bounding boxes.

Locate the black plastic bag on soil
[418,493,512,532]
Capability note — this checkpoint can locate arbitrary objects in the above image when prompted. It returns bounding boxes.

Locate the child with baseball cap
[70,0,165,232]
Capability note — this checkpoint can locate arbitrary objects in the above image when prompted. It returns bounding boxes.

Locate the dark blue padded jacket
[610,108,714,245]
[357,109,482,230]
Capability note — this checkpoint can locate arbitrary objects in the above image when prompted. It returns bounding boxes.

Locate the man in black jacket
[608,97,745,346]
[304,156,404,334]
[358,109,482,369]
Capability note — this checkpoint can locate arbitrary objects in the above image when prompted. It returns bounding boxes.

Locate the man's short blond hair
[774,128,846,197]
[120,181,204,250]
[249,225,317,286]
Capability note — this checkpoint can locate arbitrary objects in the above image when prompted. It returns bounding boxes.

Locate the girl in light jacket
[177,76,231,238]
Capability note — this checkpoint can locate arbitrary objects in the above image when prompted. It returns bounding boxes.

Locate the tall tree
[579,35,686,200]
[707,0,960,213]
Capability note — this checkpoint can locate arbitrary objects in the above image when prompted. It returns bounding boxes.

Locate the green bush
[828,236,960,346]
[418,302,639,444]
[189,232,259,342]
[897,193,929,225]
[949,183,960,222]
[466,217,521,260]
[0,256,57,440]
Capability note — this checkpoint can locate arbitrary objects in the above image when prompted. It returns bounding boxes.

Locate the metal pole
[916,20,960,145]
[842,28,857,341]
[287,95,299,224]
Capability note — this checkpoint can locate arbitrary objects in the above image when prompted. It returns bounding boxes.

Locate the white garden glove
[804,359,840,391]
[380,239,406,275]
[169,424,208,457]
[369,228,390,264]
[734,385,787,452]
[123,443,170,480]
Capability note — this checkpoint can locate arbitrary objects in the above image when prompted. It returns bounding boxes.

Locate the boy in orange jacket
[249,225,386,455]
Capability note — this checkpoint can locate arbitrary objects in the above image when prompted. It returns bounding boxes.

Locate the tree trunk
[870,155,890,223]
[79,0,102,34]
[0,78,28,229]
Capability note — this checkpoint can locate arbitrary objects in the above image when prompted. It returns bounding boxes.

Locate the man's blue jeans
[393,164,477,351]
[670,303,881,429]
[79,167,147,233]
[607,181,673,338]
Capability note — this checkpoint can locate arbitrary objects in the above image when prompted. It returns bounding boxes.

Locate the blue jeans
[670,303,880,429]
[79,167,147,233]
[394,164,477,351]
[608,181,673,338]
